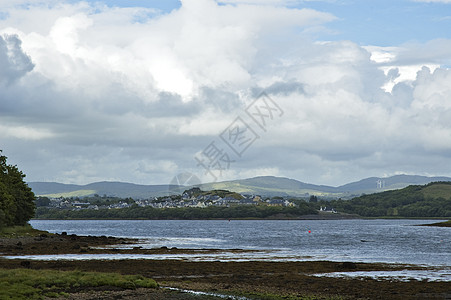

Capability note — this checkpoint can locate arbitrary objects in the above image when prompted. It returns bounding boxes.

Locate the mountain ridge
[28,174,451,199]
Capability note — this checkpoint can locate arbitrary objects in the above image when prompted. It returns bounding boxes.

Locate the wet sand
[1,233,450,299]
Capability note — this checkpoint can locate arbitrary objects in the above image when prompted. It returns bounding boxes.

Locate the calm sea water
[29,219,450,267]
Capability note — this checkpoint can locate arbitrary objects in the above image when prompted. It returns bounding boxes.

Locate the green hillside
[328,182,451,218]
[421,183,451,200]
[200,176,344,198]
[28,182,172,199]
[40,189,97,198]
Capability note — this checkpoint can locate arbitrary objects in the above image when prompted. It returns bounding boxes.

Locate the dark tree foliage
[0,151,36,227]
[309,195,318,202]
[35,197,51,207]
[35,203,318,220]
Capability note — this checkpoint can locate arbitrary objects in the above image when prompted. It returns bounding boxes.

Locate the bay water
[29,219,450,267]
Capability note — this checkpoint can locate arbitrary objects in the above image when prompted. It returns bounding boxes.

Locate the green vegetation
[201,177,343,198]
[421,183,451,199]
[325,182,451,217]
[0,151,35,228]
[0,224,49,238]
[0,268,157,299]
[35,203,317,220]
[40,189,97,199]
[187,187,244,200]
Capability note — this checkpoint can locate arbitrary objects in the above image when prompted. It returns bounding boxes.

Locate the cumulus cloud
[0,0,451,186]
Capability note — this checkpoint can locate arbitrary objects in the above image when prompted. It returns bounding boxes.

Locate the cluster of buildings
[44,190,297,210]
[144,194,295,209]
[47,200,132,210]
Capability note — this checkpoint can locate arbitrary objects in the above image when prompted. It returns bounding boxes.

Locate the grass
[0,268,158,299]
[0,224,49,238]
[421,183,451,200]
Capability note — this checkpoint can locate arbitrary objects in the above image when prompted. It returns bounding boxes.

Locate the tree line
[0,151,35,227]
[35,202,317,220]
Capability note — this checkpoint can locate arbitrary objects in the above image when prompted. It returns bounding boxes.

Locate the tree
[35,197,51,207]
[309,195,318,202]
[0,150,36,227]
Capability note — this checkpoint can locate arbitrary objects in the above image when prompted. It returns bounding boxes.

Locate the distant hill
[200,175,451,198]
[336,175,451,193]
[199,176,339,198]
[28,182,174,199]
[329,182,451,217]
[28,174,451,199]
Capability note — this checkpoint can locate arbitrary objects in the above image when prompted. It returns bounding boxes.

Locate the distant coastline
[419,220,451,227]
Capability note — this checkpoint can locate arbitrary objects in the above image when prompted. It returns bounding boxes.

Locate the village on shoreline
[37,187,315,211]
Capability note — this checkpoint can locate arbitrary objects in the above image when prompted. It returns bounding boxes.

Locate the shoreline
[419,220,451,227]
[1,232,450,299]
[30,215,450,221]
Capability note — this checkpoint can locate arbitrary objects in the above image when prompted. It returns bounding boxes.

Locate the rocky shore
[1,233,450,299]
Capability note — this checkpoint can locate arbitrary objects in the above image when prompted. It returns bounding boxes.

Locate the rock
[337,262,357,270]
[20,261,31,268]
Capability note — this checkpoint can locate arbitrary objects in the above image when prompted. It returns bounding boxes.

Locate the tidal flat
[0,233,450,299]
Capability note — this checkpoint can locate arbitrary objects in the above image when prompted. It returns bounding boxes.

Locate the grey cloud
[0,34,34,84]
[148,92,202,117]
[198,87,243,114]
[391,82,414,108]
[260,81,305,96]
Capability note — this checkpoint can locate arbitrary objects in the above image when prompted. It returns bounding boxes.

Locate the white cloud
[1,0,451,186]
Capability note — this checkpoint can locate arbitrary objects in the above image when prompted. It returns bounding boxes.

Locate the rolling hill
[27,181,175,199]
[329,181,451,217]
[28,174,451,199]
[199,175,451,198]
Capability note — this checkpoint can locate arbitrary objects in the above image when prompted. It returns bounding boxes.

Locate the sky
[1,0,451,187]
